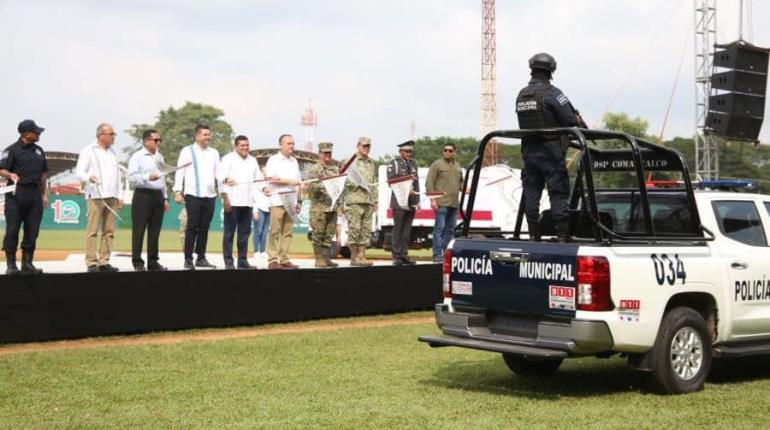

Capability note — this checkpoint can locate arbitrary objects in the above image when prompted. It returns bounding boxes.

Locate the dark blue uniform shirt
[0,140,48,186]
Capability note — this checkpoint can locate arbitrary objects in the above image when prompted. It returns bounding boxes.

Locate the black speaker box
[706,111,764,141]
[714,44,769,73]
[709,93,766,117]
[711,70,767,94]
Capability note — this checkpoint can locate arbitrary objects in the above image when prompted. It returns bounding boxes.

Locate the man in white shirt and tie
[75,123,124,272]
[265,134,302,269]
[127,129,169,272]
[173,124,220,270]
[218,135,267,270]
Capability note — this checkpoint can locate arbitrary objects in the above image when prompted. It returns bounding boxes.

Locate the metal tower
[694,0,719,179]
[300,98,318,152]
[481,0,498,166]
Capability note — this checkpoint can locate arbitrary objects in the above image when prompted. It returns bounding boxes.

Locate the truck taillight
[576,256,612,311]
[442,242,454,298]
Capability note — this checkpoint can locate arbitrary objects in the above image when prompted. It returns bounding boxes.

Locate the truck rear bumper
[419,304,614,356]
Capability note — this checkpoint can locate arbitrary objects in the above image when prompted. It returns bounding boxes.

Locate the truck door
[712,200,770,339]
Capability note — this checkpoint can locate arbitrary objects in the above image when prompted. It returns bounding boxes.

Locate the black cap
[397,140,415,150]
[17,119,45,135]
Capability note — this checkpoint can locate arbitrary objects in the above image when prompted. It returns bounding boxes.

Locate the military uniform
[515,53,583,241]
[0,120,48,275]
[343,137,377,266]
[386,141,419,265]
[308,142,340,267]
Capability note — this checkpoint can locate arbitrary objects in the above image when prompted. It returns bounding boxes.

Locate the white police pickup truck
[419,129,770,394]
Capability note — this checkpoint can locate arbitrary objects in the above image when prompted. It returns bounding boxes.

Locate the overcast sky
[1,0,768,158]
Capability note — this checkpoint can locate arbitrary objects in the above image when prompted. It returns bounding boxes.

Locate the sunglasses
[360,144,371,148]
[443,149,454,153]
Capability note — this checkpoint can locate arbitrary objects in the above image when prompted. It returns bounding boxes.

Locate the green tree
[374,136,524,170]
[125,102,234,164]
[601,112,650,138]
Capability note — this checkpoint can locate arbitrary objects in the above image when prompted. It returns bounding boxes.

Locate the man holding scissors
[76,123,123,272]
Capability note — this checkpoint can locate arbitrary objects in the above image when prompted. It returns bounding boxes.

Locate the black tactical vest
[516,85,558,129]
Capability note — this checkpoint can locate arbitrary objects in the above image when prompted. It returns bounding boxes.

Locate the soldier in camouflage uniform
[343,136,377,267]
[307,142,340,268]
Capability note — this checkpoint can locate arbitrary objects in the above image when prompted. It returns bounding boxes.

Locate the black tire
[502,354,563,377]
[650,306,712,394]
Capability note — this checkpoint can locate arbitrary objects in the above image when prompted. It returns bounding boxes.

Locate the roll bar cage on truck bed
[458,128,715,244]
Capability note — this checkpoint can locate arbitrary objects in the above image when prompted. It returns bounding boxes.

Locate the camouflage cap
[318,141,333,152]
[357,136,371,146]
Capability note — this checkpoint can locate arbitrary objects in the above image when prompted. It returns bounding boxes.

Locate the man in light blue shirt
[127,129,169,271]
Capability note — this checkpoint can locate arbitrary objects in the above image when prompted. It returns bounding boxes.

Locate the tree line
[125,102,770,191]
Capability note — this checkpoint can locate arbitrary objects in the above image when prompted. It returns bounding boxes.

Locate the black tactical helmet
[528,52,557,73]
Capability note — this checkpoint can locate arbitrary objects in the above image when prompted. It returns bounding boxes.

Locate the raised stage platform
[0,254,441,344]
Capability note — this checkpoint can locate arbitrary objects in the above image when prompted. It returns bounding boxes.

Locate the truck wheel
[651,307,712,394]
[502,354,563,377]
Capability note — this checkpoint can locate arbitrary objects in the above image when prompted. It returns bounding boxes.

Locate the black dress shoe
[237,264,257,270]
[184,260,196,270]
[134,265,146,272]
[400,256,416,265]
[392,259,404,266]
[99,264,119,273]
[225,263,235,270]
[195,258,216,269]
[87,265,99,273]
[147,263,167,272]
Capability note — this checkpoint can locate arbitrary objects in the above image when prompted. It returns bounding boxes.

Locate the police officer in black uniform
[387,140,420,265]
[0,120,48,275]
[515,53,586,242]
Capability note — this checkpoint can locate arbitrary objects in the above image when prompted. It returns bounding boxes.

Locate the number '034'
[651,253,686,286]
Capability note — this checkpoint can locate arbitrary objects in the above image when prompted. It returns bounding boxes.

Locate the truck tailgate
[450,238,580,318]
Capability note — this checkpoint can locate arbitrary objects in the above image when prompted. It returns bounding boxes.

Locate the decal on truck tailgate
[549,285,576,311]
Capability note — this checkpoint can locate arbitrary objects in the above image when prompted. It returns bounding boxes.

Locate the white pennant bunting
[388,175,413,210]
[278,191,299,223]
[320,174,348,211]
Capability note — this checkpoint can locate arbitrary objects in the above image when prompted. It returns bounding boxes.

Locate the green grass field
[1,313,769,429]
[32,229,432,258]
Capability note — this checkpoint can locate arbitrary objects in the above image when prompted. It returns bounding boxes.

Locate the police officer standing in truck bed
[515,52,586,242]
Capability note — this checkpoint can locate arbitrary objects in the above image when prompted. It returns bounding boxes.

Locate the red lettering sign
[620,300,640,310]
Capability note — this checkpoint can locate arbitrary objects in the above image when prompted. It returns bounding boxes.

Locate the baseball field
[1,311,768,429]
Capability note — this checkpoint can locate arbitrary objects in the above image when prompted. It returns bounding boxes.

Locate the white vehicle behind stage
[370,164,549,250]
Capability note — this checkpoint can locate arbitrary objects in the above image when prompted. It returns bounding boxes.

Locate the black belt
[134,188,163,194]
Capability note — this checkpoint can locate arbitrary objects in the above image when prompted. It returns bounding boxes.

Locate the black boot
[5,252,19,275]
[20,251,43,275]
[530,224,542,242]
[554,222,571,243]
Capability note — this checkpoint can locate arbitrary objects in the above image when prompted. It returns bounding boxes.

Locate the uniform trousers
[2,185,43,254]
[522,152,570,230]
[391,208,415,260]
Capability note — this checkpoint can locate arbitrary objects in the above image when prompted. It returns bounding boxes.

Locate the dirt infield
[0,315,433,356]
[10,250,70,261]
